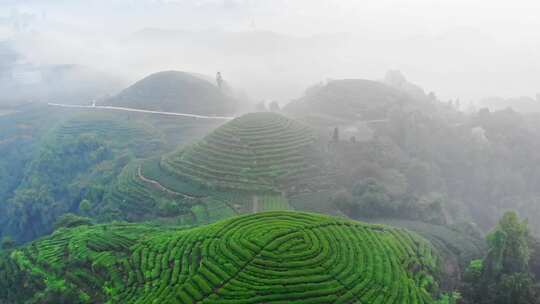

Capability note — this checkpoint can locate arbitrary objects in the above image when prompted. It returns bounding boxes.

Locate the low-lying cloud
[1,0,539,104]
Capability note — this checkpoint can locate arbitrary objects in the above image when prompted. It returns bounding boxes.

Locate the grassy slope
[0,211,441,304]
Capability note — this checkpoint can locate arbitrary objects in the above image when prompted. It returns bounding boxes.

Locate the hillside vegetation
[0,105,82,240]
[280,76,540,235]
[1,111,164,242]
[161,112,322,192]
[0,101,229,243]
[107,71,237,115]
[0,211,441,304]
[0,105,63,206]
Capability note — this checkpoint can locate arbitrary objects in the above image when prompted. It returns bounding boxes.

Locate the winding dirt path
[137,165,198,199]
[137,166,242,214]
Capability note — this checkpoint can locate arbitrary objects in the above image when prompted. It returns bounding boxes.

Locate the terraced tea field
[106,158,291,225]
[161,112,318,192]
[0,212,441,303]
[104,162,238,225]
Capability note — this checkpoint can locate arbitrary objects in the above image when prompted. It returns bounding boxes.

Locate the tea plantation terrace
[160,112,319,192]
[0,211,441,303]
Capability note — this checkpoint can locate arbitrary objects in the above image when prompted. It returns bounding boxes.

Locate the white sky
[1,0,540,101]
[5,0,535,39]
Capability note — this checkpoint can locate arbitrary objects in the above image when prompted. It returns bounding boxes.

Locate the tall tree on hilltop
[332,127,340,142]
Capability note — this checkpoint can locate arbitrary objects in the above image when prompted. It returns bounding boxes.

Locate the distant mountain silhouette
[0,63,122,105]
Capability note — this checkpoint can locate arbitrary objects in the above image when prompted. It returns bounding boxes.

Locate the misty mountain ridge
[123,26,524,102]
[3,25,536,103]
[0,62,124,105]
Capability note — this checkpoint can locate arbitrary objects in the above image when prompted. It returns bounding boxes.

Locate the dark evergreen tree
[269,100,280,112]
[332,127,339,142]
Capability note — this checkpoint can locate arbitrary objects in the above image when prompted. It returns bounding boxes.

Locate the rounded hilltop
[285,79,413,121]
[160,111,319,192]
[107,70,237,115]
[0,211,441,303]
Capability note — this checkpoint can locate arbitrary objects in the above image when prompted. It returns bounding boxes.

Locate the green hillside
[0,104,72,240]
[102,153,292,227]
[107,71,237,115]
[0,211,441,304]
[160,112,321,192]
[1,111,164,242]
[0,103,232,243]
[0,105,64,203]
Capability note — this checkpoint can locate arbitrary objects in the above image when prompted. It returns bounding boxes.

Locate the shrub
[53,213,93,230]
[1,236,15,250]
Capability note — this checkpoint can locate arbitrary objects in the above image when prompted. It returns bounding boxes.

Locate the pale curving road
[137,165,240,214]
[137,165,198,199]
[47,103,235,120]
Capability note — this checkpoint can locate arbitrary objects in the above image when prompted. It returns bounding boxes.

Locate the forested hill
[281,77,540,235]
[284,78,433,122]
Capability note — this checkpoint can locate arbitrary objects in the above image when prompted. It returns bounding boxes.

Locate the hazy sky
[1,0,540,102]
[3,0,540,38]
